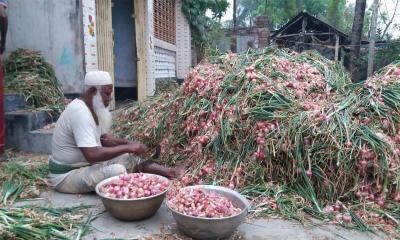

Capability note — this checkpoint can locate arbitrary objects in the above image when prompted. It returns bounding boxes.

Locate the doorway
[112,0,138,102]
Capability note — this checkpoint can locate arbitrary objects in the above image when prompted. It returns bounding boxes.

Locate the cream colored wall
[175,0,192,80]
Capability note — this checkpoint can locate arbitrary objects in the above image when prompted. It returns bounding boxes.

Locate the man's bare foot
[172,165,187,179]
[170,162,192,179]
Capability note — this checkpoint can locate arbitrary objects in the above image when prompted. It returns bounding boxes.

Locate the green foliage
[181,0,229,47]
[326,0,347,28]
[347,41,400,81]
[234,0,260,28]
[363,41,400,69]
[0,154,49,206]
[376,41,400,64]
[234,0,396,40]
[3,49,65,113]
[253,0,330,29]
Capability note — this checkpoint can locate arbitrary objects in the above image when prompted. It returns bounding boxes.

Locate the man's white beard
[92,92,112,133]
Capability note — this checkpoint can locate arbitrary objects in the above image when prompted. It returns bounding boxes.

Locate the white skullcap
[84,71,112,86]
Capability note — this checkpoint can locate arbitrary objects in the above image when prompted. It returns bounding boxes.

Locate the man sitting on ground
[49,71,183,193]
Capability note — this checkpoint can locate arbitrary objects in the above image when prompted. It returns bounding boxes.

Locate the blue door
[112,0,137,90]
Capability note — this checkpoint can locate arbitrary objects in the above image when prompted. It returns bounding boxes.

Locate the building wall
[216,32,258,54]
[6,0,85,94]
[145,0,156,96]
[154,39,177,81]
[152,0,191,82]
[175,0,191,79]
[216,36,231,53]
[153,0,177,81]
[154,42,176,79]
[237,35,257,52]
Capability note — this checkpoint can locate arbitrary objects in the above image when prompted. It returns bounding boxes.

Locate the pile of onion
[168,187,242,218]
[99,173,170,199]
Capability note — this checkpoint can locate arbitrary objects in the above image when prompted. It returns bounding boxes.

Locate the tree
[326,0,340,26]
[181,0,229,61]
[283,0,297,17]
[253,0,329,29]
[380,0,399,39]
[235,0,260,27]
[233,0,237,30]
[326,0,346,27]
[181,0,229,46]
[349,0,367,81]
[367,0,380,77]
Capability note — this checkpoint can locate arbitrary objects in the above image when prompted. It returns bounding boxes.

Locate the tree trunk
[233,0,237,31]
[367,0,380,77]
[349,0,367,81]
[231,0,237,53]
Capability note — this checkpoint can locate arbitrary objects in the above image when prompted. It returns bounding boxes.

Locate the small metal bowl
[95,173,170,221]
[166,185,250,240]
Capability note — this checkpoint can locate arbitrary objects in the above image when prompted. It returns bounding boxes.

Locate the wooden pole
[341,48,345,65]
[134,0,147,102]
[334,34,339,62]
[231,0,237,53]
[300,15,307,52]
[367,0,380,77]
[96,0,115,109]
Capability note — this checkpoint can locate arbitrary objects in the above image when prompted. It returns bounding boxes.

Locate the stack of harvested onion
[168,187,242,218]
[99,173,170,199]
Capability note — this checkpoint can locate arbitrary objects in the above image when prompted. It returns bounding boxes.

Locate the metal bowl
[166,185,250,240]
[95,173,170,221]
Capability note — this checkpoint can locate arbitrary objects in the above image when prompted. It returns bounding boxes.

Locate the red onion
[99,173,169,199]
[342,214,352,223]
[377,199,385,207]
[168,187,242,218]
[245,66,255,73]
[394,192,400,202]
[360,160,368,168]
[303,138,311,146]
[355,191,362,198]
[394,68,400,77]
[382,119,390,129]
[333,203,341,211]
[323,205,334,214]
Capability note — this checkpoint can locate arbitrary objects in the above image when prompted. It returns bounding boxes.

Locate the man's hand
[126,142,148,155]
[100,133,133,147]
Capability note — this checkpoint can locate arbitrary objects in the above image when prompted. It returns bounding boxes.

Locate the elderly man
[49,71,183,193]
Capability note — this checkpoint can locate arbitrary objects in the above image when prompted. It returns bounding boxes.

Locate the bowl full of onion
[166,185,250,240]
[95,173,170,221]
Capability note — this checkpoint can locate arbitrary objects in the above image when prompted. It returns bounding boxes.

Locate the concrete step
[6,111,57,151]
[6,128,53,154]
[25,129,53,154]
[5,93,27,112]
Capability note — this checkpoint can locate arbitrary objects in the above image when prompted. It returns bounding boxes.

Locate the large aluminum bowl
[166,185,250,240]
[95,173,170,221]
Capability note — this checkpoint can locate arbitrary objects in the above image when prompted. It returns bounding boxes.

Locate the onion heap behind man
[49,71,184,193]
